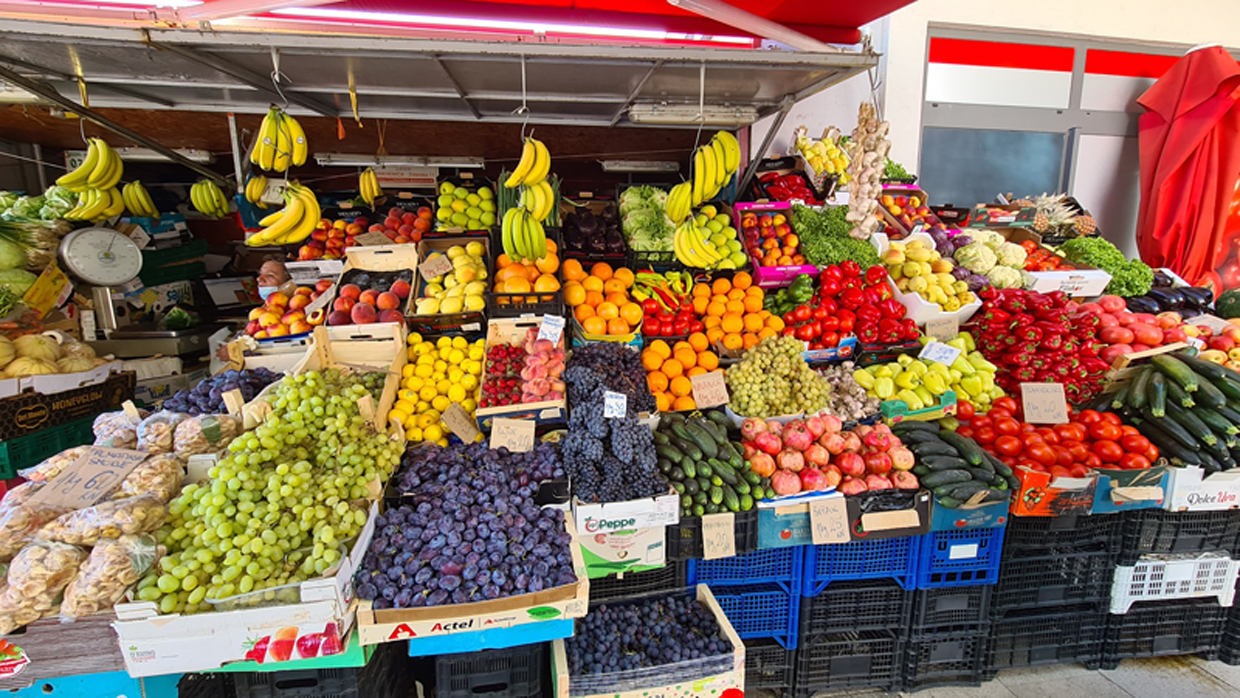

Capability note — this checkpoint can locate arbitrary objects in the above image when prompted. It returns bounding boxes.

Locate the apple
[1208,335,1236,352]
[1201,349,1229,364]
[1156,312,1183,329]
[1223,326,1240,343]
[1162,328,1188,344]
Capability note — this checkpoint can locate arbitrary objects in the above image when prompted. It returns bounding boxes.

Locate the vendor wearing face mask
[256,257,295,301]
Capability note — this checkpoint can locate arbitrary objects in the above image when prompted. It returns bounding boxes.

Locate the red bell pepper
[839,260,861,277]
[864,265,888,285]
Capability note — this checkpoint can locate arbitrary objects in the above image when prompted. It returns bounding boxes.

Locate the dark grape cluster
[162,367,280,414]
[355,442,575,609]
[565,343,656,414]
[566,595,731,675]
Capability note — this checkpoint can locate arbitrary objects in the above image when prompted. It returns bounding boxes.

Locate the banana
[275,185,318,244]
[359,169,375,205]
[247,191,304,246]
[528,216,547,259]
[713,130,741,173]
[369,170,383,204]
[98,187,125,220]
[64,191,88,220]
[79,188,110,220]
[710,137,728,193]
[253,109,279,171]
[513,210,530,261]
[666,181,691,224]
[674,223,706,267]
[504,139,536,188]
[524,139,550,186]
[700,145,718,202]
[87,140,122,190]
[520,184,540,218]
[136,182,158,218]
[246,175,268,204]
[500,208,520,259]
[57,139,99,191]
[272,112,292,173]
[539,180,556,222]
[691,148,705,207]
[285,113,308,167]
[258,209,284,227]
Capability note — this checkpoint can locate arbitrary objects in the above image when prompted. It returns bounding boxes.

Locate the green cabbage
[0,269,36,296]
[0,239,25,271]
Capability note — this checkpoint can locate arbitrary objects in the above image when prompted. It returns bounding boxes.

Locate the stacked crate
[688,547,803,664]
[984,514,1117,679]
[794,537,919,696]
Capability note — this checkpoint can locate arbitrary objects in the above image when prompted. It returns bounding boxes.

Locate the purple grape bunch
[162,367,280,415]
[565,595,731,675]
[354,442,576,609]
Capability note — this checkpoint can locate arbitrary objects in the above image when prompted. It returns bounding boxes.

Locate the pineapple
[1073,214,1097,235]
[1030,193,1076,234]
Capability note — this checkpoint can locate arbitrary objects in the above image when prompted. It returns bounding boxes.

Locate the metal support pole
[227,113,244,190]
[736,97,794,199]
[31,143,46,191]
[0,65,228,185]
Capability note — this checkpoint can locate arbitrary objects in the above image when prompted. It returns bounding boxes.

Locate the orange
[612,268,635,289]
[692,283,711,298]
[590,262,614,281]
[582,276,604,293]
[706,327,725,345]
[607,318,631,335]
[722,333,743,351]
[503,277,532,293]
[670,376,693,397]
[712,294,729,307]
[583,316,607,335]
[673,348,697,369]
[758,327,778,340]
[648,339,672,358]
[673,395,696,411]
[686,366,708,378]
[642,350,665,371]
[742,332,760,349]
[655,391,673,412]
[574,304,596,323]
[605,292,629,307]
[711,278,731,296]
[620,302,644,326]
[765,315,785,331]
[706,301,727,317]
[688,332,709,352]
[693,297,709,316]
[661,358,684,378]
[562,259,586,281]
[732,271,752,290]
[535,254,559,274]
[703,316,722,329]
[497,265,525,282]
[746,285,764,298]
[534,275,560,292]
[743,314,764,333]
[725,300,745,315]
[545,239,557,254]
[596,301,620,320]
[584,290,605,308]
[697,350,719,371]
[672,341,693,353]
[727,288,746,302]
[603,278,627,295]
[721,313,744,334]
[646,370,669,393]
[496,253,514,269]
[742,296,762,313]
[565,284,586,307]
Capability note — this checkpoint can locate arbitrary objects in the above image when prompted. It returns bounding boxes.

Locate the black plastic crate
[436,642,544,698]
[1117,509,1240,565]
[799,579,914,637]
[232,643,409,698]
[178,673,234,698]
[743,639,795,695]
[991,550,1115,616]
[1101,598,1228,670]
[1003,513,1123,555]
[1220,609,1240,666]
[587,562,686,602]
[666,510,757,562]
[901,625,988,692]
[912,585,992,629]
[985,604,1104,673]
[625,248,682,272]
[794,629,902,697]
[485,226,565,319]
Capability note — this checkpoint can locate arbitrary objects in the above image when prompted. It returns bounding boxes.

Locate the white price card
[418,253,453,281]
[490,418,535,453]
[924,317,959,343]
[918,341,962,366]
[1188,315,1233,334]
[537,316,565,345]
[809,497,850,544]
[701,513,736,559]
[1021,383,1069,424]
[603,391,627,418]
[31,447,148,510]
[690,371,730,409]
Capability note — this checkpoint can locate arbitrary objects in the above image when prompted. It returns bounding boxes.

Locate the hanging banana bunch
[518,179,556,224]
[190,180,231,218]
[245,182,321,247]
[122,181,159,219]
[359,168,382,207]
[57,137,123,192]
[503,137,550,188]
[250,107,307,173]
[245,174,269,209]
[63,187,125,222]
[500,207,548,265]
[688,130,741,207]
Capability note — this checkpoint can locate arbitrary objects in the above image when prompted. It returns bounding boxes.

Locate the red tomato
[1020,423,1037,433]
[1100,412,1122,426]
[988,408,1013,421]
[1120,434,1152,454]
[1069,464,1090,478]
[973,427,997,444]
[1144,445,1160,462]
[1027,443,1057,466]
[994,435,1023,456]
[956,426,975,439]
[1050,465,1072,478]
[1119,425,1139,437]
[1035,428,1061,445]
[1021,433,1046,447]
[956,400,975,422]
[971,415,993,430]
[1083,453,1103,469]
[993,396,1019,414]
[1054,423,1088,442]
[1052,445,1074,466]
[994,418,1021,436]
[1089,422,1122,441]
[1078,410,1103,426]
[1066,442,1091,463]
[1120,453,1152,470]
[1092,440,1124,463]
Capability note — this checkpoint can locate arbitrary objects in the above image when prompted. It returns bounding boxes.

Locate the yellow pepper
[898,389,925,410]
[914,385,935,406]
[853,369,876,389]
[874,377,896,399]
[923,371,948,395]
[895,371,922,390]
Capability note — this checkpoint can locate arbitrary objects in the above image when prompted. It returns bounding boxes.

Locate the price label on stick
[353,231,393,247]
[490,418,535,453]
[442,403,480,444]
[924,317,959,343]
[418,253,453,281]
[690,370,729,409]
[537,316,565,345]
[918,341,962,366]
[603,391,627,419]
[701,513,736,559]
[809,497,850,544]
[31,447,148,510]
[1021,383,1069,424]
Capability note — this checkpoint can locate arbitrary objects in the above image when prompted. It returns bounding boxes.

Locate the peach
[266,325,289,337]
[315,279,334,293]
[289,320,313,335]
[401,212,417,226]
[390,280,411,299]
[416,206,432,219]
[345,223,363,235]
[254,329,269,339]
[358,289,380,306]
[339,284,362,300]
[258,311,281,328]
[307,308,327,326]
[376,292,401,311]
[248,307,265,321]
[351,303,377,324]
[333,297,356,313]
[378,309,403,323]
[327,310,351,326]
[281,310,306,325]
[294,286,313,296]
[288,294,311,311]
[265,291,290,308]
[245,320,261,335]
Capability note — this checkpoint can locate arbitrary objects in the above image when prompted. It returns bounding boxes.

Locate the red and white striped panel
[926,37,1074,109]
[1080,49,1179,112]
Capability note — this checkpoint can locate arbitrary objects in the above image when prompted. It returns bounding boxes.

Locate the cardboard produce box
[474,316,567,431]
[1164,467,1240,511]
[757,489,931,548]
[1092,465,1169,514]
[0,614,125,690]
[0,366,134,441]
[1009,467,1097,517]
[995,228,1112,297]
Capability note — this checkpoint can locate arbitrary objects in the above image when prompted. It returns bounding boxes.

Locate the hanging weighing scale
[59,227,144,287]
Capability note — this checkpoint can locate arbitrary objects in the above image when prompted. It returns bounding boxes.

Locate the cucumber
[1004,474,1021,489]
[656,444,684,464]
[733,479,751,495]
[718,442,743,470]
[933,485,957,498]
[652,431,671,446]
[669,466,686,481]
[923,456,971,471]
[714,461,739,486]
[949,482,989,500]
[698,461,714,478]
[913,464,931,477]
[892,420,940,433]
[705,502,720,514]
[1166,379,1195,408]
[937,496,962,509]
[711,475,724,487]
[1111,382,1132,411]
[994,479,1009,491]
[673,482,686,495]
[722,486,740,512]
[1196,376,1228,408]
[938,431,984,466]
[739,494,754,511]
[1149,372,1168,417]
[684,478,700,495]
[743,470,762,486]
[1128,367,1152,410]
[1153,355,1199,392]
[693,504,706,516]
[922,469,973,487]
[908,442,960,457]
[658,458,674,474]
[685,422,719,459]
[681,494,693,509]
[682,459,697,479]
[697,476,712,491]
[709,485,724,505]
[897,431,945,445]
[983,452,1013,477]
[983,489,1012,503]
[1194,407,1240,436]
[693,491,708,505]
[705,409,731,430]
[671,437,703,462]
[1166,403,1219,446]
[967,467,999,484]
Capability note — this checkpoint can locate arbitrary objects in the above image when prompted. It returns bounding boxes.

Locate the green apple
[715,213,731,228]
[694,214,709,227]
[728,251,748,267]
[699,204,718,219]
[726,240,743,253]
[480,211,496,226]
[709,232,728,247]
[466,206,483,219]
[451,211,469,226]
[454,187,469,199]
[706,220,724,234]
[722,226,737,239]
[437,194,454,207]
[466,193,482,206]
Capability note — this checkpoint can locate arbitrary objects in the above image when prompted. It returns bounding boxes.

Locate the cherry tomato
[1066,442,1091,462]
[1120,434,1152,454]
[819,316,840,333]
[956,426,975,439]
[1078,410,1103,427]
[1035,428,1061,445]
[1120,425,1139,437]
[1053,423,1088,443]
[1100,412,1122,426]
[973,426,997,444]
[1083,453,1103,469]
[792,305,812,322]
[956,400,975,422]
[1120,453,1152,470]
[993,396,1019,414]
[971,415,993,430]
[988,408,1013,421]
[1092,440,1124,463]
[994,418,1021,436]
[1027,443,1057,466]
[1145,444,1160,462]
[994,435,1023,456]
[1089,422,1122,441]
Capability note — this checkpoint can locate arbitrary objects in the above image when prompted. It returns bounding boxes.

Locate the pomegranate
[822,465,842,488]
[803,443,830,467]
[777,450,805,472]
[836,452,865,478]
[821,415,843,434]
[891,471,919,490]
[754,432,782,455]
[782,421,814,451]
[799,468,829,492]
[841,431,862,453]
[864,451,892,475]
[865,474,893,490]
[770,470,802,496]
[804,416,826,439]
[888,446,915,471]
[854,424,874,439]
[741,418,767,441]
[820,432,846,455]
[863,430,891,452]
[837,477,868,495]
[765,421,785,438]
[742,442,757,460]
[748,452,776,478]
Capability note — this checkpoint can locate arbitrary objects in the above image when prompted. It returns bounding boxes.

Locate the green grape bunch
[135,369,403,615]
[724,336,832,418]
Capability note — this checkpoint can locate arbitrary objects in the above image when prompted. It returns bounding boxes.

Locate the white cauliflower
[968,229,1005,250]
[994,242,1028,268]
[955,242,997,274]
[985,265,1023,289]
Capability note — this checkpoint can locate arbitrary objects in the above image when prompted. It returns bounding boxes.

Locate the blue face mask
[258,286,278,300]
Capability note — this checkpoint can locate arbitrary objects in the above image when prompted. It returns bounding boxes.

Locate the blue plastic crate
[802,536,919,596]
[915,527,1005,589]
[708,583,800,650]
[688,546,803,593]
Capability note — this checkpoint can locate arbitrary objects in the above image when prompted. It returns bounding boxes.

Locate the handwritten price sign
[700,513,735,559]
[809,497,850,544]
[1021,383,1068,424]
[490,418,535,452]
[603,391,627,418]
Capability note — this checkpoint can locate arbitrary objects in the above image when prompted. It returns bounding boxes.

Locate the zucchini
[684,422,719,459]
[1217,404,1240,425]
[1149,372,1168,417]
[948,482,989,501]
[1195,376,1227,408]
[1166,379,1195,408]
[937,496,962,509]
[1166,403,1219,446]
[1152,355,1199,392]
[1214,377,1240,402]
[923,456,971,471]
[1128,367,1152,410]
[938,430,984,466]
[892,421,941,434]
[1133,419,1199,466]
[671,437,703,462]
[1176,353,1240,383]
[1139,408,1199,450]
[656,443,684,464]
[913,464,931,477]
[652,431,671,446]
[921,469,973,487]
[966,467,999,484]
[1111,382,1132,411]
[1193,407,1240,436]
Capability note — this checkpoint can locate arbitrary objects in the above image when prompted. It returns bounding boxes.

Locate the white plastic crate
[1110,553,1240,614]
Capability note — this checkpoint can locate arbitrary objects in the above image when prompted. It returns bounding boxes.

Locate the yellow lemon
[438,347,453,361]
[415,400,430,413]
[460,397,477,413]
[452,336,468,350]
[468,345,485,361]
[447,385,467,403]
[406,426,423,442]
[424,408,441,423]
[461,374,479,392]
[414,363,433,378]
[418,385,438,402]
[388,408,408,426]
[394,400,417,415]
[432,395,451,412]
[402,363,417,379]
[404,377,424,392]
[416,341,434,355]
[417,353,435,365]
[436,336,452,349]
[416,413,437,429]
[448,367,465,383]
[434,359,448,372]
[436,437,450,448]
[431,372,446,383]
[462,359,481,375]
[406,331,422,345]
[436,379,452,395]
[448,348,466,365]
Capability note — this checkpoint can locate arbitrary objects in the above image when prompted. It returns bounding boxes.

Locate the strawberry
[244,635,271,664]
[296,633,323,659]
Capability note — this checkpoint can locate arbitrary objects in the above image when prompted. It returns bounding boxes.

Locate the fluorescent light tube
[628,103,758,126]
[313,154,484,168]
[600,160,681,173]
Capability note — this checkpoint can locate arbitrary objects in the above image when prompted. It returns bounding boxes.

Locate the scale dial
[59,227,143,287]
